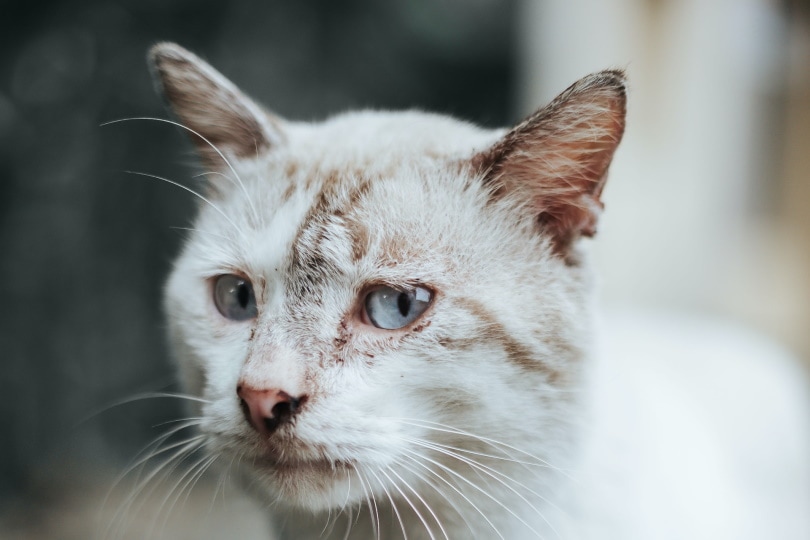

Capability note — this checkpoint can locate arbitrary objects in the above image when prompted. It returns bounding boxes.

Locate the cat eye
[363,286,432,330]
[213,274,258,321]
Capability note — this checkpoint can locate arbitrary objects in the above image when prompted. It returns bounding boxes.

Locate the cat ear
[475,70,626,253]
[148,42,284,168]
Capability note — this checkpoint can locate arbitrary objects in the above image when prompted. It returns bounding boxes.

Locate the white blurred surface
[590,309,810,539]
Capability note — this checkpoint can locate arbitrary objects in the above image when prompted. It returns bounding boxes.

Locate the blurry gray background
[2,0,810,538]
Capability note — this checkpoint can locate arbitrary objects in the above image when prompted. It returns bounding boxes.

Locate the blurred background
[0,0,808,538]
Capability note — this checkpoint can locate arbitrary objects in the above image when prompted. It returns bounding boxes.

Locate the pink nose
[236,385,307,436]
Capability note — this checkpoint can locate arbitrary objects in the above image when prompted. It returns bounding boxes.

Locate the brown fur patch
[348,223,369,262]
[280,182,297,204]
[287,173,373,300]
[451,297,562,383]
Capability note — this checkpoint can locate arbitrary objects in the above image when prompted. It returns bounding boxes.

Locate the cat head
[151,43,625,513]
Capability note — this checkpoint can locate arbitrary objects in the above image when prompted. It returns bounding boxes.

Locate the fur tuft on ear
[475,70,626,254]
[148,42,285,169]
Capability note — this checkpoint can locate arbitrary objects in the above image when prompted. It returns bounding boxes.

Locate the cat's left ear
[149,42,285,169]
[474,70,626,253]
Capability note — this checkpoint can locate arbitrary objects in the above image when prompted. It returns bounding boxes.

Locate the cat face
[153,43,625,515]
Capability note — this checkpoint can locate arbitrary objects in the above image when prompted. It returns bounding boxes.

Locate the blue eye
[364,286,432,330]
[213,274,258,321]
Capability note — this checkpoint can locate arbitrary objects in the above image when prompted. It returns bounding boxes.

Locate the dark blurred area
[0,0,515,510]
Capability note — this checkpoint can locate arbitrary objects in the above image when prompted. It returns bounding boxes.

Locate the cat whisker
[152,452,220,539]
[116,437,206,527]
[387,464,449,540]
[405,435,562,499]
[343,466,354,512]
[79,391,210,426]
[209,448,240,512]
[122,170,246,239]
[405,436,561,539]
[341,505,355,540]
[396,452,503,540]
[396,417,572,477]
[105,434,205,540]
[117,419,203,480]
[400,446,545,539]
[249,135,265,230]
[192,170,234,182]
[367,467,409,540]
[391,455,479,539]
[102,419,204,516]
[101,116,261,225]
[151,416,204,430]
[354,466,381,540]
[379,465,439,540]
[409,435,555,471]
[320,492,341,539]
[169,225,233,243]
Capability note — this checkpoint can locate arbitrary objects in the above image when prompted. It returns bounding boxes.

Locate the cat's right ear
[473,70,626,256]
[148,42,285,169]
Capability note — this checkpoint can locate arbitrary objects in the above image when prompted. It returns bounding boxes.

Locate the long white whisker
[355,467,380,540]
[210,449,239,513]
[102,422,203,517]
[397,418,572,477]
[123,170,245,238]
[149,451,216,538]
[420,437,570,522]
[380,466,436,540]
[342,505,354,540]
[169,226,232,242]
[367,468,408,540]
[392,456,478,539]
[105,435,204,539]
[406,437,560,538]
[117,437,205,534]
[80,391,210,426]
[121,420,202,477]
[101,117,260,224]
[415,437,552,469]
[398,452,503,540]
[321,500,340,539]
[387,464,449,540]
[251,136,267,230]
[401,446,544,538]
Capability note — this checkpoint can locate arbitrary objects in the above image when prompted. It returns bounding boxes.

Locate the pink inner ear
[475,71,626,254]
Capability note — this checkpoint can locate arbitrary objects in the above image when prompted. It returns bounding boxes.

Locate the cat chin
[241,458,364,512]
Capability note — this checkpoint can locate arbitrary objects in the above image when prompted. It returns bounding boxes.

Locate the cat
[146,43,810,540]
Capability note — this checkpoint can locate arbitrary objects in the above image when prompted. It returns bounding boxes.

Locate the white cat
[149,43,810,539]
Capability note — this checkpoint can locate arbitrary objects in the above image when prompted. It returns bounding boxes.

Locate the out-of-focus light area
[0,0,807,538]
[518,0,810,361]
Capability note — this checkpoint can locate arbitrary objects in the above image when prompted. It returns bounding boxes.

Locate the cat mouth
[256,455,355,476]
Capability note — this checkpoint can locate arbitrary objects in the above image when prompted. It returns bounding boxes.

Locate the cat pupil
[397,292,411,317]
[237,282,249,308]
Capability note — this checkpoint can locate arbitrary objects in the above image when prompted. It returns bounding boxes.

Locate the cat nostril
[237,385,307,435]
[239,398,251,425]
[271,396,301,419]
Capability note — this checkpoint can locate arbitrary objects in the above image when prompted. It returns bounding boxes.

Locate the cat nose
[236,384,307,436]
